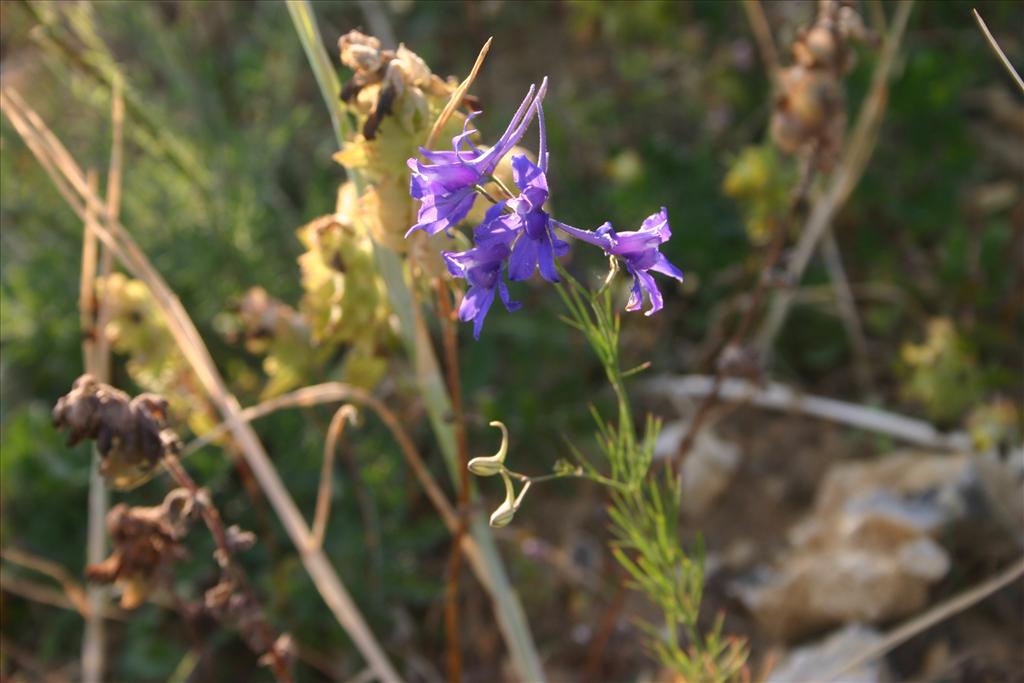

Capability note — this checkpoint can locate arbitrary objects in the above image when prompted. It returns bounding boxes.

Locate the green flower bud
[488,472,517,528]
[467,421,509,477]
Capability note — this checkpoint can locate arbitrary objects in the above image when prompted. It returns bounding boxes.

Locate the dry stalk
[672,146,820,470]
[757,0,914,354]
[972,8,1024,94]
[159,455,293,683]
[742,0,781,89]
[437,284,470,683]
[424,36,492,150]
[0,88,402,683]
[79,168,110,683]
[820,228,873,392]
[743,0,874,392]
[823,555,1024,681]
[310,404,359,550]
[0,569,126,621]
[0,547,91,617]
[644,374,972,451]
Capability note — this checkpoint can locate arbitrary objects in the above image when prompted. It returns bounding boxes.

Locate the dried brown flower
[337,30,464,140]
[52,374,181,489]
[85,488,197,609]
[770,0,873,167]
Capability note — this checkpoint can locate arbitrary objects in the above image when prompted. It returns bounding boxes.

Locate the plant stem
[284,5,546,678]
[438,284,470,683]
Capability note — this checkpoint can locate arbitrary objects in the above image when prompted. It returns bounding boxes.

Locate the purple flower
[442,205,522,339]
[406,79,548,237]
[556,208,683,316]
[479,154,568,283]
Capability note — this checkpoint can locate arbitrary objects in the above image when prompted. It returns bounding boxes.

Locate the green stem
[287,5,545,681]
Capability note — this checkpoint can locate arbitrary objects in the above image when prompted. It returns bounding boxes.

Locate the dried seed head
[338,30,382,72]
[53,375,181,489]
[85,489,195,609]
[225,525,257,554]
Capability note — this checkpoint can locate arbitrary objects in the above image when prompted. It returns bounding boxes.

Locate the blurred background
[1,1,1022,681]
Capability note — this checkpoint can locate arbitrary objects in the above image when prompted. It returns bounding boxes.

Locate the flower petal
[649,252,684,281]
[498,280,521,312]
[511,155,548,210]
[508,235,539,281]
[635,268,664,316]
[537,234,560,283]
[459,283,497,340]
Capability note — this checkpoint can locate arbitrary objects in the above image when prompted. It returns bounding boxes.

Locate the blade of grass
[286,6,545,680]
[80,169,109,683]
[286,0,351,146]
[0,87,402,683]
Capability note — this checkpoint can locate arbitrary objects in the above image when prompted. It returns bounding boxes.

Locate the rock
[767,624,889,683]
[975,445,1024,544]
[737,452,973,641]
[655,420,740,517]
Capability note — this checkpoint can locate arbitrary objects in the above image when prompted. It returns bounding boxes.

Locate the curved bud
[489,472,517,528]
[467,420,509,477]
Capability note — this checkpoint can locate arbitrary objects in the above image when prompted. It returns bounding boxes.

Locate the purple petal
[537,234,560,283]
[552,220,612,249]
[625,271,644,312]
[508,235,539,281]
[460,283,497,340]
[635,269,664,316]
[498,280,521,312]
[511,155,548,211]
[649,252,684,281]
[639,207,671,241]
[474,79,548,174]
[537,101,549,173]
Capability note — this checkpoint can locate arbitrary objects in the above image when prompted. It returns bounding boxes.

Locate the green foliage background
[1,1,1021,680]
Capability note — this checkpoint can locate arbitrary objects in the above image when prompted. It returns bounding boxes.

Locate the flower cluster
[406,78,683,337]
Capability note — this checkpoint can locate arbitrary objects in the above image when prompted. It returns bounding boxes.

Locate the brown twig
[972,8,1024,94]
[424,36,492,150]
[644,374,972,451]
[160,455,293,683]
[757,0,915,354]
[582,581,627,683]
[0,634,69,683]
[79,168,110,683]
[823,555,1024,681]
[310,404,359,550]
[0,569,126,621]
[742,0,781,89]
[0,87,401,683]
[672,148,820,469]
[820,229,874,392]
[0,547,92,617]
[437,284,470,683]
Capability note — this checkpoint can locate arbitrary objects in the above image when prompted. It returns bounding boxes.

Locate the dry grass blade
[972,8,1024,93]
[742,0,781,88]
[823,556,1024,681]
[643,374,971,451]
[1,547,91,617]
[79,169,109,683]
[1,570,128,621]
[424,36,492,150]
[310,404,359,550]
[0,87,402,683]
[820,229,873,392]
[183,383,460,531]
[757,0,915,355]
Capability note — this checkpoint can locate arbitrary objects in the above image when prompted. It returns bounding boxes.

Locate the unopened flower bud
[489,472,518,528]
[467,421,509,477]
[489,498,517,528]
